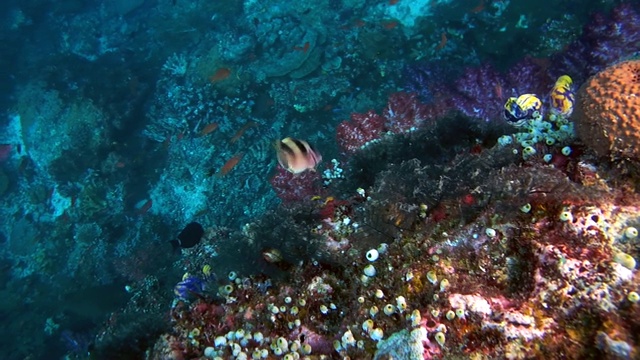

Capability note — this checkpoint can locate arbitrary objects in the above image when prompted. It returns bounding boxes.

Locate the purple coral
[449,64,506,121]
[403,57,553,123]
[504,57,553,97]
[402,3,640,123]
[450,57,558,122]
[403,61,456,103]
[550,3,640,82]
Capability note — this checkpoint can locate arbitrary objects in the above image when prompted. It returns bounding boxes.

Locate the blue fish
[174,274,206,301]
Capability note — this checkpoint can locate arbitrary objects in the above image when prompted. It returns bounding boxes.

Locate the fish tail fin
[170,239,181,254]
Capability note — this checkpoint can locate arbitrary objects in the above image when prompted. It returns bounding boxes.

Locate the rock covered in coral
[336,92,451,155]
[373,328,434,360]
[136,95,640,359]
[573,60,640,161]
[250,16,324,80]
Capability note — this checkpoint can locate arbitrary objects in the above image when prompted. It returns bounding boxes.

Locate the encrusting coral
[573,60,640,163]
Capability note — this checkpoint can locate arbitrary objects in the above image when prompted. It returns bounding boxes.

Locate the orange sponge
[573,60,640,161]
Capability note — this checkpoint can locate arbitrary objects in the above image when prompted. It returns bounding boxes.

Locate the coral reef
[139,76,638,358]
[335,92,450,155]
[403,57,554,125]
[144,107,640,359]
[3,1,640,359]
[449,64,508,122]
[403,3,640,127]
[336,110,386,154]
[270,166,324,204]
[550,3,640,82]
[573,60,640,164]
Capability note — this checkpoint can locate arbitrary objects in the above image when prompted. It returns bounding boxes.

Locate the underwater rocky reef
[0,0,639,359]
[141,61,640,359]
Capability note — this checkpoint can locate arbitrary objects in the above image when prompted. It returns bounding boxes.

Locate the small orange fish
[382,20,399,30]
[229,122,257,144]
[216,153,244,177]
[389,0,400,4]
[293,42,310,53]
[197,123,218,137]
[210,67,231,83]
[137,199,152,215]
[436,32,448,50]
[471,0,485,13]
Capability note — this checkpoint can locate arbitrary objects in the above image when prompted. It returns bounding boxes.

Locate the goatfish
[504,94,542,126]
[275,137,322,174]
[549,75,575,117]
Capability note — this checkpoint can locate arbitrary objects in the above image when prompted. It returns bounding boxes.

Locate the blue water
[0,0,638,359]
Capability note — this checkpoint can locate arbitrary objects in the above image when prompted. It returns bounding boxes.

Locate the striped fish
[275,137,322,174]
[549,75,575,117]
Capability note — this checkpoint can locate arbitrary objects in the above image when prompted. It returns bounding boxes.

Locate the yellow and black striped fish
[504,94,543,126]
[549,75,575,117]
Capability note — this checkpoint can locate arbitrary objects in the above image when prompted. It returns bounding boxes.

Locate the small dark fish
[170,222,204,252]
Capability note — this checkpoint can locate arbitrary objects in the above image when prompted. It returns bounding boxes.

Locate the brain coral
[573,60,640,161]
